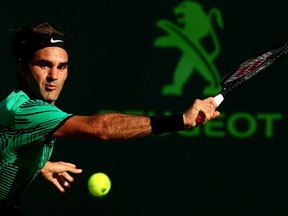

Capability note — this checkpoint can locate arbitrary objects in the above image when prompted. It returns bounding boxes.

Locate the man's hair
[11,22,68,63]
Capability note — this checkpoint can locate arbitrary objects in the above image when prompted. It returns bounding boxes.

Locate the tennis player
[0,22,220,215]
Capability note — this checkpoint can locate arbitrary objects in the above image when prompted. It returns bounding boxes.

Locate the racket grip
[213,94,224,107]
[196,94,224,123]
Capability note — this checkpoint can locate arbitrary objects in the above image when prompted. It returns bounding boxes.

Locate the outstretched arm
[53,97,220,140]
[41,161,83,193]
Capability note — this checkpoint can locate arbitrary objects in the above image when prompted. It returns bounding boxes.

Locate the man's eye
[40,64,49,68]
[58,65,68,70]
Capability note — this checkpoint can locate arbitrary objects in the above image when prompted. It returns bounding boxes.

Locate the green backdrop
[1,0,287,215]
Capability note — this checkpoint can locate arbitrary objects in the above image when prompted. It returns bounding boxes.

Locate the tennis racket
[197,42,288,122]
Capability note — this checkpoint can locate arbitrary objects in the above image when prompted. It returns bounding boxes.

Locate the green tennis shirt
[0,89,73,204]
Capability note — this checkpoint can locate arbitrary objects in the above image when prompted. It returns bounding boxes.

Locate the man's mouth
[45,85,57,91]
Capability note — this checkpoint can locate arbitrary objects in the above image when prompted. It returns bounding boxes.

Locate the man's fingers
[52,179,65,193]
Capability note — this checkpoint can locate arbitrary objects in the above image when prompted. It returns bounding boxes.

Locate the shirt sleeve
[14,99,73,144]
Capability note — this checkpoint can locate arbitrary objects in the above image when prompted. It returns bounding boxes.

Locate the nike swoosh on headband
[50,38,64,43]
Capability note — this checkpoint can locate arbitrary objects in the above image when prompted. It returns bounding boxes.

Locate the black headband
[14,33,68,62]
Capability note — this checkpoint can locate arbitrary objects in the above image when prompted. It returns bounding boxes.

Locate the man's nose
[48,68,59,80]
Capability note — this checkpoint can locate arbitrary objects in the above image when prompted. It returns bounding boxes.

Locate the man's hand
[183,97,220,128]
[41,161,83,193]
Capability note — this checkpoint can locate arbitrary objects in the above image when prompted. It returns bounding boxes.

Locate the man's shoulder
[0,89,29,112]
[0,89,30,126]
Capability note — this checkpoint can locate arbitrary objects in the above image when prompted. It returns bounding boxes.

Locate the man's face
[25,47,68,105]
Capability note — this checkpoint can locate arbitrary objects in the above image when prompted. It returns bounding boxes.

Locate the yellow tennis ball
[88,172,111,198]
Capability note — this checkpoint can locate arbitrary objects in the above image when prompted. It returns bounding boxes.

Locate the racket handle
[213,94,224,107]
[196,94,224,123]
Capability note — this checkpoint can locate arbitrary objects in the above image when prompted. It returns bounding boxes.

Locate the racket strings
[219,42,288,98]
